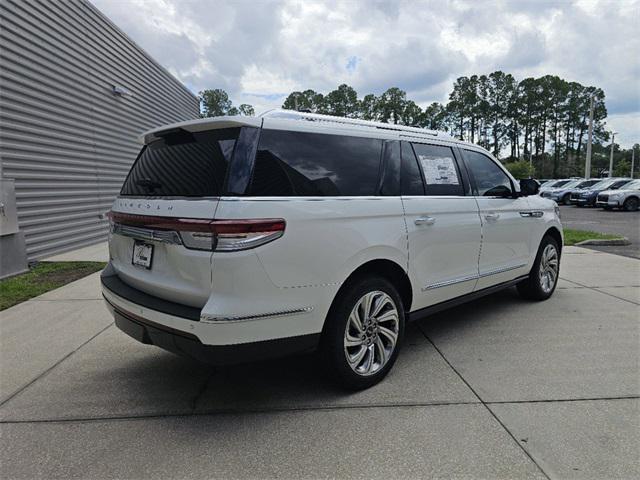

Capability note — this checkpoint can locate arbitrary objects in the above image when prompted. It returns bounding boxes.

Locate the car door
[460,148,533,290]
[401,140,482,310]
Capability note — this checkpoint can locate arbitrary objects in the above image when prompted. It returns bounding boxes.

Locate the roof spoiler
[138,116,263,145]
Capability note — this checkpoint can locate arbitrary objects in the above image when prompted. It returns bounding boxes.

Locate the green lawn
[563,228,624,246]
[0,261,106,311]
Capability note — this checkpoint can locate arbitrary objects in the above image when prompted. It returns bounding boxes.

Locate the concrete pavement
[1,247,638,479]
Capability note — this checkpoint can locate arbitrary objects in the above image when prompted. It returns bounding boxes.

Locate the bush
[504,160,535,179]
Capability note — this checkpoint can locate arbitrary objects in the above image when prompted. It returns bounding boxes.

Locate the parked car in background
[539,179,573,193]
[596,179,640,211]
[541,179,600,205]
[570,178,632,207]
[101,110,563,389]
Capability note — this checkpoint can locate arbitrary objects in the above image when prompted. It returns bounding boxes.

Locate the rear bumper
[101,270,320,365]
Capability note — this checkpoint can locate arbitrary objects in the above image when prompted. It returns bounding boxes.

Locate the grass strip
[563,228,624,246]
[0,262,106,310]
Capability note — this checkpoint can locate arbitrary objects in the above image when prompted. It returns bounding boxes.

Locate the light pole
[608,131,617,177]
[584,95,594,179]
[632,146,636,179]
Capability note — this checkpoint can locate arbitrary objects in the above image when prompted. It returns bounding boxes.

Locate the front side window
[121,128,239,197]
[411,143,464,196]
[463,150,513,197]
[247,130,383,196]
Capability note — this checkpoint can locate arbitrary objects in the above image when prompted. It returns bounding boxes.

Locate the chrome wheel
[343,291,399,376]
[538,244,559,294]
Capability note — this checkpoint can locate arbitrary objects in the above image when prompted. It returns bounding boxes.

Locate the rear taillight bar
[107,211,285,252]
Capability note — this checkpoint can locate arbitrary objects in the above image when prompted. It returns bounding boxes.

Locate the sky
[94,0,639,148]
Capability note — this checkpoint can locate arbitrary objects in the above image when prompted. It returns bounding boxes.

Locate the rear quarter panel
[213,197,408,288]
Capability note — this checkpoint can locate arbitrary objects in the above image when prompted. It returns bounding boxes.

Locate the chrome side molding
[519,211,544,218]
[423,263,527,291]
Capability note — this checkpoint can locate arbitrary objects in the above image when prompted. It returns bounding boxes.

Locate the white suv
[102,110,563,389]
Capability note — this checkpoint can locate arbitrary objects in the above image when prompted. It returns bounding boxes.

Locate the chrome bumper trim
[112,224,182,245]
[200,307,314,323]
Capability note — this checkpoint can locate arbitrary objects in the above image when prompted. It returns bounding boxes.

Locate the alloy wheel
[343,291,399,376]
[538,244,559,294]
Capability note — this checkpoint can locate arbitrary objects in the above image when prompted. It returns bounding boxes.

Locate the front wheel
[562,194,571,205]
[322,277,404,390]
[623,197,639,212]
[517,235,560,301]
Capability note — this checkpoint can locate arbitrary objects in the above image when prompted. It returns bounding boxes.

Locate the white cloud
[93,0,640,147]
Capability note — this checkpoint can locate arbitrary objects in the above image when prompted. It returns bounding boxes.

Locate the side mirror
[520,178,540,196]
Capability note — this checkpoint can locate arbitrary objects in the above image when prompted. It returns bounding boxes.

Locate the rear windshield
[120,128,240,197]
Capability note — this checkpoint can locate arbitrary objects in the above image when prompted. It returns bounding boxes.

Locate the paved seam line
[0,323,115,409]
[486,395,640,405]
[190,371,217,411]
[416,322,551,480]
[4,395,636,427]
[28,298,103,302]
[0,401,484,425]
[559,277,640,306]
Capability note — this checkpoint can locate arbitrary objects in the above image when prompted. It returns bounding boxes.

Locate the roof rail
[260,109,446,138]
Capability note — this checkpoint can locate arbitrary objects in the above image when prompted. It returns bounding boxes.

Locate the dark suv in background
[570,178,632,207]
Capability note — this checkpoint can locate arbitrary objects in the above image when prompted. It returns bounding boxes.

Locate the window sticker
[418,155,460,185]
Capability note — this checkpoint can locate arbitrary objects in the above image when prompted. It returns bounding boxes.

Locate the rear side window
[412,143,464,196]
[121,128,239,197]
[247,130,383,196]
[400,141,424,195]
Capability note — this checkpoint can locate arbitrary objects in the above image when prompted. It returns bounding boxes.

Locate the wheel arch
[544,226,563,252]
[329,259,413,317]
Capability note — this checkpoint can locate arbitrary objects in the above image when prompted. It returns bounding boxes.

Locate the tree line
[199,72,637,178]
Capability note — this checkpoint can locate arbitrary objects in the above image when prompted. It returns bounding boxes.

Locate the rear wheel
[517,235,560,301]
[322,277,404,390]
[562,194,571,205]
[623,197,639,212]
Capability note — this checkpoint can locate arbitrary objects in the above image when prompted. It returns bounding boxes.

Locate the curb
[575,237,631,246]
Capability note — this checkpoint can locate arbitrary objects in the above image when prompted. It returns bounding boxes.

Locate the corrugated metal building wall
[0,0,200,259]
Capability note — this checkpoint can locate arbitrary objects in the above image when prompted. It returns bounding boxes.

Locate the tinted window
[611,180,631,189]
[248,130,383,196]
[121,128,239,197]
[463,150,513,196]
[379,141,401,196]
[575,180,599,188]
[412,143,464,196]
[401,141,424,195]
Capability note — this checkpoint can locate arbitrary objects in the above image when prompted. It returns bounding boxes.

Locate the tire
[321,276,405,390]
[623,197,639,212]
[562,194,571,205]
[603,206,613,210]
[517,235,561,301]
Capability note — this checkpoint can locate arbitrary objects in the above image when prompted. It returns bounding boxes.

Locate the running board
[408,275,528,322]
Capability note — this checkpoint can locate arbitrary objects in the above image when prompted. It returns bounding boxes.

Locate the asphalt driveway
[1,247,638,479]
[559,205,640,259]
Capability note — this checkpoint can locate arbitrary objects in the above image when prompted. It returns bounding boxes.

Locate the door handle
[415,216,436,226]
[484,213,500,221]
